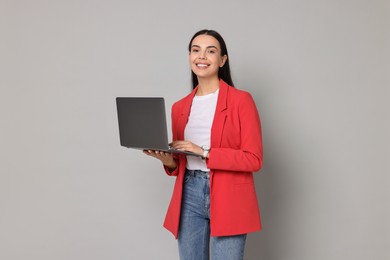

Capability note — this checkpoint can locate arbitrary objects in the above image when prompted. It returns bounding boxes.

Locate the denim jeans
[178,169,247,260]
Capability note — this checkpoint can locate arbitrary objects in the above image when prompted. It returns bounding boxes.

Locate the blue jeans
[178,169,247,260]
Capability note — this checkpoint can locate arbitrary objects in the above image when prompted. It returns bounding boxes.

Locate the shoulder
[171,89,196,117]
[219,79,255,105]
[229,86,252,98]
[227,86,255,105]
[172,91,193,110]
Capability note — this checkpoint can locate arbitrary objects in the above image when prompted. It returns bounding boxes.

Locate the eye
[208,48,218,54]
[191,48,200,53]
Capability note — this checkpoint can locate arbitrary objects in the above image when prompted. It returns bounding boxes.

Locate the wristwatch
[201,145,210,159]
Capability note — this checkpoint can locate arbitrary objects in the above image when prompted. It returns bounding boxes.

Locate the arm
[206,93,263,172]
[143,102,179,175]
[143,150,177,172]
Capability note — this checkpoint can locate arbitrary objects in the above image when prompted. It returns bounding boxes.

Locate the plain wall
[1,0,389,259]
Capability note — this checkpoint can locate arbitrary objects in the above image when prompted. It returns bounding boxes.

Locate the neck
[196,77,220,96]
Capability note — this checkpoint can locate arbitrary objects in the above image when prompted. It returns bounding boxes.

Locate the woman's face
[189,34,227,81]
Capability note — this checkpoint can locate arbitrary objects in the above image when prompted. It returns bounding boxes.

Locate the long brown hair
[188,29,234,89]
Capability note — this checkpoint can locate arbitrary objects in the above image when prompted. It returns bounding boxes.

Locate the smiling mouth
[196,63,209,68]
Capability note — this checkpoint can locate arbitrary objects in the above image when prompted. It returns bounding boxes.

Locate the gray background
[1,0,389,259]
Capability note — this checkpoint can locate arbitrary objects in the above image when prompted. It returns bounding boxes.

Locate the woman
[144,29,263,260]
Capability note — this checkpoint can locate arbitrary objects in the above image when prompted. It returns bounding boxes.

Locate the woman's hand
[170,141,203,157]
[143,150,177,171]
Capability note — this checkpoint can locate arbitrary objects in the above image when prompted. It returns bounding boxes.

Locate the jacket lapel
[176,80,229,147]
[211,80,229,148]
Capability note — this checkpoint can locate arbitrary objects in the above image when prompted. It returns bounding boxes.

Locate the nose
[199,50,207,60]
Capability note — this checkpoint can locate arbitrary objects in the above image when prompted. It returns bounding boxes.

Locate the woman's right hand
[143,150,177,171]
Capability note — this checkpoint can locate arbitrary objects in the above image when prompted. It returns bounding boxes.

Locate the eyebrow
[191,45,219,49]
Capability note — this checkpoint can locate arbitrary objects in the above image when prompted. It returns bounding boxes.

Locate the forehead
[191,35,220,49]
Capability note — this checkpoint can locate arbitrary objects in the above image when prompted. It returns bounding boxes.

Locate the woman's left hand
[170,140,203,157]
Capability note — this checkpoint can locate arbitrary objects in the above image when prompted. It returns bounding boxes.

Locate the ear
[220,55,228,67]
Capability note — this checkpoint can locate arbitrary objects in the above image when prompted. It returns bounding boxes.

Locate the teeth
[197,64,208,67]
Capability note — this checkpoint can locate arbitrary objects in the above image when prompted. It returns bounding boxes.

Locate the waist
[185,169,210,178]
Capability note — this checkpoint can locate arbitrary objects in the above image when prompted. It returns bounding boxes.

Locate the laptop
[116,97,201,157]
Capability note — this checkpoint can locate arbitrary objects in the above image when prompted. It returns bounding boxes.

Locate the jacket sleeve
[206,92,263,173]
[163,102,180,176]
[164,164,179,176]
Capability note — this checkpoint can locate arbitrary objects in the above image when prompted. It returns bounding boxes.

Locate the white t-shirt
[184,89,219,171]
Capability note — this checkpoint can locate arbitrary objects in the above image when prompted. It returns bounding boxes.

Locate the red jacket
[163,80,263,238]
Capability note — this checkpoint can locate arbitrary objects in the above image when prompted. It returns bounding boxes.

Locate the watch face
[202,145,210,151]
